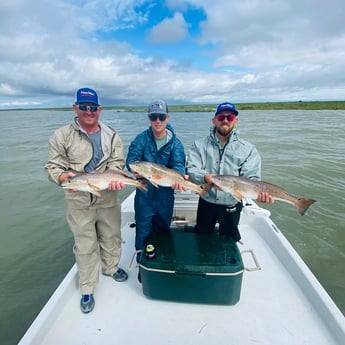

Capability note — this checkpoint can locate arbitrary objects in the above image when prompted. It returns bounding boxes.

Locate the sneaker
[112,268,128,282]
[80,294,95,314]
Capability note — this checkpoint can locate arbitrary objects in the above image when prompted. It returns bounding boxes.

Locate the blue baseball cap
[215,102,238,116]
[74,88,100,105]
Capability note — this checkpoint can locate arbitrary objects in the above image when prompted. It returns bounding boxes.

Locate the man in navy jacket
[126,100,186,267]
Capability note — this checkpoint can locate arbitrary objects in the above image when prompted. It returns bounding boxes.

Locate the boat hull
[17,192,345,345]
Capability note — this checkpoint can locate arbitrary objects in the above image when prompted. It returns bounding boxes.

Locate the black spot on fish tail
[200,183,212,197]
[297,198,317,216]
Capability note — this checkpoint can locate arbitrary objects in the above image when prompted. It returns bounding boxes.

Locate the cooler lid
[141,230,243,274]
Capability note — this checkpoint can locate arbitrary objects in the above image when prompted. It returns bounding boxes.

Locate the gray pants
[66,205,122,294]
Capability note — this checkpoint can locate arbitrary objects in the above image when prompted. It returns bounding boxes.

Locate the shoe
[112,268,128,282]
[80,294,95,314]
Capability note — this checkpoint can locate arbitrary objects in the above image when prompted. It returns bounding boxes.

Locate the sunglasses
[77,105,99,112]
[149,114,167,121]
[216,114,236,122]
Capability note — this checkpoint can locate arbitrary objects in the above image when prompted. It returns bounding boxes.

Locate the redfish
[210,175,316,216]
[61,170,147,197]
[129,161,210,197]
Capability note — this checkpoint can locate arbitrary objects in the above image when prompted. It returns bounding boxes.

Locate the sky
[1,0,345,109]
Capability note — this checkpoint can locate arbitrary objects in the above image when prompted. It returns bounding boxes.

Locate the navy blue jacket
[126,124,186,200]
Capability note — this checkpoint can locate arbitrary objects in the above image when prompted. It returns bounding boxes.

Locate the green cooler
[139,230,244,305]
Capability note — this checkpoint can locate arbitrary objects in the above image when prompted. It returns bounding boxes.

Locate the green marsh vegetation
[102,100,345,112]
[4,100,345,112]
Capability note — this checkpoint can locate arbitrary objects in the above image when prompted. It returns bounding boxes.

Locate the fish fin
[147,178,159,188]
[90,190,102,197]
[87,182,102,197]
[296,198,317,216]
[108,169,130,177]
[233,191,245,201]
[88,183,101,191]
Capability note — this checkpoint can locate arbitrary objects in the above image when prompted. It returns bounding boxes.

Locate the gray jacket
[45,117,125,208]
[186,126,261,205]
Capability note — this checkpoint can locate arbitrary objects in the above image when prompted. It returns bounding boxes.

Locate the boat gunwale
[245,212,345,344]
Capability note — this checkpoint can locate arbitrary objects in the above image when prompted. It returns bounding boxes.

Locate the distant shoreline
[2,100,345,112]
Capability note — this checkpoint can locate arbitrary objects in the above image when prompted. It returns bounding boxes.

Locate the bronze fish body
[61,170,147,197]
[129,161,210,197]
[210,175,316,216]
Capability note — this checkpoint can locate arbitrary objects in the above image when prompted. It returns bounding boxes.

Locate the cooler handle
[241,249,261,272]
[128,250,142,270]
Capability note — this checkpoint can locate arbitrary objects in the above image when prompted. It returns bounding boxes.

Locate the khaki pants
[66,205,121,294]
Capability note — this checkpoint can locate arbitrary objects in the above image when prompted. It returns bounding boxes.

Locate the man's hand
[204,174,221,190]
[108,181,126,190]
[58,171,76,184]
[204,173,215,184]
[257,192,275,203]
[172,175,189,191]
[59,171,78,193]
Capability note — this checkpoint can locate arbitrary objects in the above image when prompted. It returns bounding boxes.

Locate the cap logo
[148,99,168,114]
[80,90,96,98]
[220,104,233,111]
[75,87,99,105]
[151,103,163,111]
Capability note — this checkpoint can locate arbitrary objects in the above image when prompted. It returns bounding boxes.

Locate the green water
[0,109,344,344]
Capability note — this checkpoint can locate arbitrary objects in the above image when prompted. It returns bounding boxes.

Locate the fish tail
[136,180,148,192]
[199,183,212,197]
[297,198,317,216]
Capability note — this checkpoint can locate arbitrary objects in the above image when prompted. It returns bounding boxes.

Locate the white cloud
[148,12,190,43]
[0,0,345,108]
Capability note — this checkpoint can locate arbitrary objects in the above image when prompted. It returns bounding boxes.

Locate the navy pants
[134,194,174,262]
[194,197,243,241]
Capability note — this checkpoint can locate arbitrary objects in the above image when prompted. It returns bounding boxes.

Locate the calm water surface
[0,109,344,344]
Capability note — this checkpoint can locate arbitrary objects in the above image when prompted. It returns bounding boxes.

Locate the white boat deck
[19,192,345,345]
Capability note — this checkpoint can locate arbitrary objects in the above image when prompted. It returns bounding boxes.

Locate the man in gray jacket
[45,88,128,314]
[187,102,274,241]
